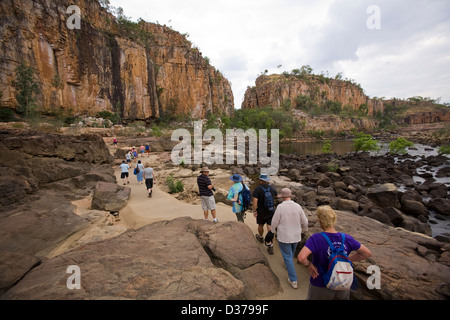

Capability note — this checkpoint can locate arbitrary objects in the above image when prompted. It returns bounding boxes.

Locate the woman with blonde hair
[297,205,372,300]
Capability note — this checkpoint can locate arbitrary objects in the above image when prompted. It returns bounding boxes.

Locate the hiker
[197,166,218,223]
[119,160,130,185]
[297,205,372,300]
[126,150,132,164]
[145,143,151,157]
[252,174,277,254]
[140,145,145,157]
[227,173,250,222]
[132,148,138,162]
[113,137,117,148]
[135,160,144,184]
[271,188,309,289]
[143,163,155,198]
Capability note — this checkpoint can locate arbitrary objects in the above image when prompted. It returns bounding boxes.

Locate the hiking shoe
[255,234,264,243]
[267,245,274,255]
[288,278,298,289]
[213,218,218,223]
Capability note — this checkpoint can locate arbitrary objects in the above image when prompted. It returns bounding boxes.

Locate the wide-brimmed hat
[279,188,292,198]
[258,174,270,182]
[230,173,243,182]
[200,166,210,172]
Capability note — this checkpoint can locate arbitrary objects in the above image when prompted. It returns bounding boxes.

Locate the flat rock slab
[2,217,281,300]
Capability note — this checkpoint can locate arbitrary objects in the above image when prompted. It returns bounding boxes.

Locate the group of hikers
[117,142,372,299]
[119,142,155,198]
[197,166,372,300]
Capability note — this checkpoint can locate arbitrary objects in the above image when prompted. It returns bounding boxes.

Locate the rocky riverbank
[1,129,449,299]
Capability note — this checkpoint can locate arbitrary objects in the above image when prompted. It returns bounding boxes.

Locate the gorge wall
[0,0,234,121]
[242,74,450,133]
[242,74,384,116]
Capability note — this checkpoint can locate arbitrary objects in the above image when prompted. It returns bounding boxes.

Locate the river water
[280,140,450,237]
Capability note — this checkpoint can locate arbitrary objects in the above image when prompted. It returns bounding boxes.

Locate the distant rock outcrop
[242,74,384,116]
[0,0,233,120]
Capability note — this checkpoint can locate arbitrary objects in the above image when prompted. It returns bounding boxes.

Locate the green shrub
[438,145,450,155]
[389,138,414,154]
[97,110,120,124]
[166,174,184,193]
[322,140,332,154]
[353,132,380,154]
[12,62,39,117]
[0,108,16,122]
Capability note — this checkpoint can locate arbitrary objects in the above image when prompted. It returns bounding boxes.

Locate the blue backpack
[261,185,274,213]
[319,232,354,290]
[238,183,252,211]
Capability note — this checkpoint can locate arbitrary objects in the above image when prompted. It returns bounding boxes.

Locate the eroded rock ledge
[2,217,281,300]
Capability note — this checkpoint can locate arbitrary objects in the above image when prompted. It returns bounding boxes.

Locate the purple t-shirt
[305,232,361,287]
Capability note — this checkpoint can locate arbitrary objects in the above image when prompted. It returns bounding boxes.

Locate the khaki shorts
[200,196,216,211]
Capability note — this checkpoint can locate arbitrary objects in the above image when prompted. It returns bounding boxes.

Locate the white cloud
[109,0,450,107]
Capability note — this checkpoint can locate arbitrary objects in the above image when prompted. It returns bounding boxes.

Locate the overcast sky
[109,0,450,108]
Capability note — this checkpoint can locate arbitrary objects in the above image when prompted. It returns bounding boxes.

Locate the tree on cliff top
[12,62,39,118]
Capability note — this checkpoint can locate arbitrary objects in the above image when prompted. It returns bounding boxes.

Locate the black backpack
[261,185,274,212]
[238,183,252,211]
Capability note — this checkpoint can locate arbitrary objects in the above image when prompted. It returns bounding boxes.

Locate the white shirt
[119,163,130,173]
[271,200,308,243]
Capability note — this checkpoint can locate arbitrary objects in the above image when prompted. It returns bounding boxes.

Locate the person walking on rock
[252,174,277,254]
[271,188,309,289]
[227,173,249,222]
[119,160,130,185]
[135,160,144,184]
[197,166,218,223]
[143,163,155,198]
[297,205,372,300]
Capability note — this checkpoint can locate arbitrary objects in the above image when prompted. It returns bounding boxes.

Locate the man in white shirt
[119,160,130,185]
[271,188,308,289]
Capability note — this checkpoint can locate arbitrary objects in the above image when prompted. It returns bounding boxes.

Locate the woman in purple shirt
[298,205,372,300]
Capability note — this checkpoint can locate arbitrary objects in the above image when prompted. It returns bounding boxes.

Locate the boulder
[317,174,332,188]
[381,207,404,227]
[337,198,359,213]
[401,199,427,218]
[91,182,131,212]
[428,198,450,216]
[2,217,281,300]
[367,183,400,209]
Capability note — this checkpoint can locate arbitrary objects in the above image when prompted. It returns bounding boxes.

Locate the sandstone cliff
[242,74,384,116]
[0,0,233,120]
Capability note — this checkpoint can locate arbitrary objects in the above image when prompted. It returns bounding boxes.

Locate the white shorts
[201,196,216,211]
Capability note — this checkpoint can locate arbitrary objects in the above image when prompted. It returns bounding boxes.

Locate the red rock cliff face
[242,74,383,116]
[0,0,233,120]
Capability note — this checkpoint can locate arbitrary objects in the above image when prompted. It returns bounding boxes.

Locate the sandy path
[113,153,309,300]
